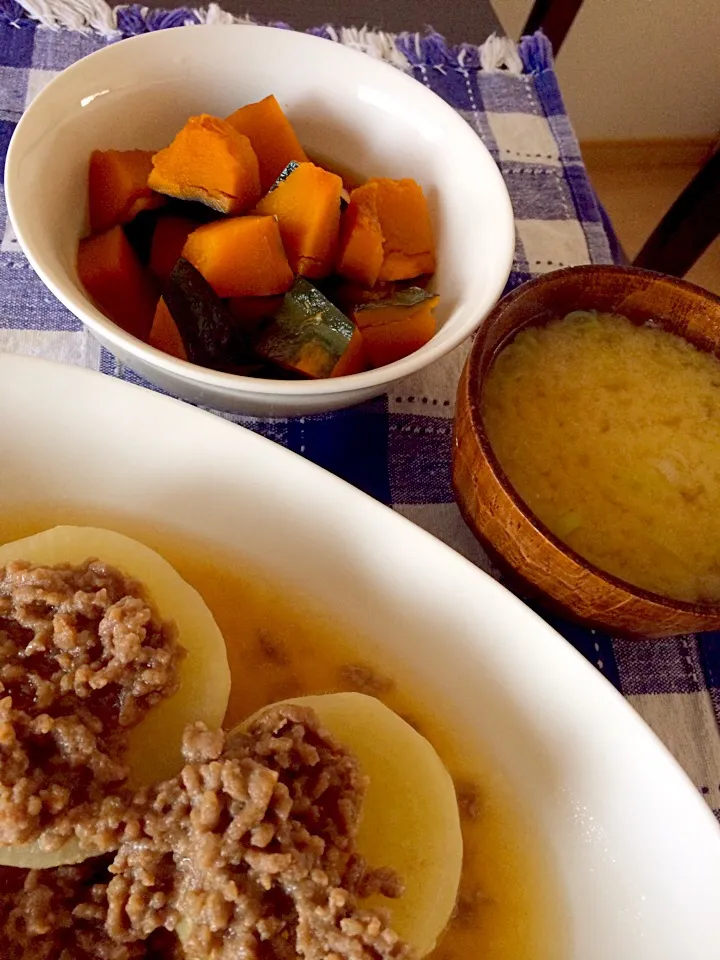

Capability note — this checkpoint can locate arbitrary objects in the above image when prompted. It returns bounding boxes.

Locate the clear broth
[0,507,567,959]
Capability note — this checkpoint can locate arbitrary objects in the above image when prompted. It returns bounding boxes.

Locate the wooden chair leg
[522,0,586,53]
[633,149,720,278]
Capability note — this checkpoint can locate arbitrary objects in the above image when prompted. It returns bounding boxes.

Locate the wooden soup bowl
[453,265,720,638]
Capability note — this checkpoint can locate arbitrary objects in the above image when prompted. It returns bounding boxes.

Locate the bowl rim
[5,23,515,397]
[464,262,720,615]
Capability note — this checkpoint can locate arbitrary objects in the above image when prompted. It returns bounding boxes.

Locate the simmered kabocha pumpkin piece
[149,297,188,361]
[149,115,261,215]
[372,177,436,281]
[351,286,438,367]
[182,215,293,298]
[337,177,436,284]
[254,162,343,278]
[149,216,198,283]
[164,258,248,367]
[88,149,166,233]
[77,225,157,340]
[335,197,385,287]
[225,94,308,193]
[254,278,366,378]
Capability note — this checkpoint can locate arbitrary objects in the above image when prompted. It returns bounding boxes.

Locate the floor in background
[585,160,720,296]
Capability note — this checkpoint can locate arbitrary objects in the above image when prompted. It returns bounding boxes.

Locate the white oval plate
[0,353,718,957]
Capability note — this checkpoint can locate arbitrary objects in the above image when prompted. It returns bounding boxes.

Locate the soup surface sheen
[0,508,565,960]
[482,311,720,603]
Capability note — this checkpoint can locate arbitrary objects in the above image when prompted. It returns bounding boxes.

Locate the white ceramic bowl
[1,352,719,957]
[5,24,514,417]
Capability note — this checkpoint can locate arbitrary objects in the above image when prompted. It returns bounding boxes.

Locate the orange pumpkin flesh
[77,225,157,340]
[89,149,166,234]
[337,178,435,284]
[149,216,198,283]
[352,288,438,367]
[149,115,261,215]
[226,95,308,193]
[148,297,188,361]
[254,162,343,279]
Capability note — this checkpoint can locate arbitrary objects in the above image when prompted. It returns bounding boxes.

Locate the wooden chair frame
[523,0,719,276]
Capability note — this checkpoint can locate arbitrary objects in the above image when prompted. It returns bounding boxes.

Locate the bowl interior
[6,25,514,388]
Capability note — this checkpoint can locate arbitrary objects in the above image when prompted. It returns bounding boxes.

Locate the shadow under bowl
[452,264,720,639]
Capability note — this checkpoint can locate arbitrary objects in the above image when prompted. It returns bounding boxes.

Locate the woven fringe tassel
[479,34,524,73]
[12,0,533,78]
[320,24,409,69]
[519,32,554,73]
[193,2,253,26]
[18,0,118,32]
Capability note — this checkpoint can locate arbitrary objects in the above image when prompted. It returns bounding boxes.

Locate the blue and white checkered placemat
[0,2,718,819]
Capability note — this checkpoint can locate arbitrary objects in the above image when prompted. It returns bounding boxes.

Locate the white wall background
[492,0,720,140]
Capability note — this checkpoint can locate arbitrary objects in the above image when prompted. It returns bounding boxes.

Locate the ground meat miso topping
[0,705,411,960]
[0,559,184,850]
[0,858,178,960]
